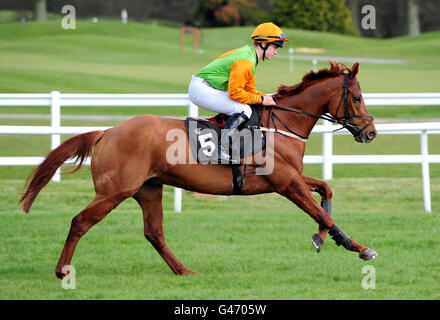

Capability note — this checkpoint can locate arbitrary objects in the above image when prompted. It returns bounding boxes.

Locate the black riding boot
[218,112,249,164]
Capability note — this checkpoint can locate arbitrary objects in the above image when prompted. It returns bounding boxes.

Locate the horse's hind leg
[302,173,333,252]
[133,182,200,275]
[55,191,133,279]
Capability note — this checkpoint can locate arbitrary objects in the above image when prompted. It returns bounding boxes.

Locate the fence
[1,92,439,212]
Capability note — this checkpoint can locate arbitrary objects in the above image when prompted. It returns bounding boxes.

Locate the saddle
[184,108,266,194]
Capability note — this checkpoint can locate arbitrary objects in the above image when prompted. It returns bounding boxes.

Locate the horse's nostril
[368,131,377,139]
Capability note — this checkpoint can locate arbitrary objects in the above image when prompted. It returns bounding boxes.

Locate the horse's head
[326,61,377,143]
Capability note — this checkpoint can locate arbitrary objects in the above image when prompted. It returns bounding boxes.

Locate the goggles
[252,32,289,41]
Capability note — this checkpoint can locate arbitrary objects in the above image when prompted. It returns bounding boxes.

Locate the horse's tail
[19,130,106,213]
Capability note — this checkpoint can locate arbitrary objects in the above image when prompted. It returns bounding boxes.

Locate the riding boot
[218,112,249,164]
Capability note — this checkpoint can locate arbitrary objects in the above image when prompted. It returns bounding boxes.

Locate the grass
[0,17,439,121]
[0,17,440,94]
[1,177,439,299]
[0,17,440,300]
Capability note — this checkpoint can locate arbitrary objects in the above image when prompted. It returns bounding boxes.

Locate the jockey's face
[264,43,279,60]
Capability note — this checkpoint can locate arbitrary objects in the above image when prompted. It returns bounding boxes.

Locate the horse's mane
[275,61,359,99]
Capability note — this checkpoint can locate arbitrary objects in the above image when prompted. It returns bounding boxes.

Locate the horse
[20,61,378,279]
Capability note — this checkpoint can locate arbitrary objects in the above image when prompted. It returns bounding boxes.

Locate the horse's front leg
[301,173,332,252]
[271,171,378,260]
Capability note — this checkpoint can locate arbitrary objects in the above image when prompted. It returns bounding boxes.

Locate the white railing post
[174,187,182,213]
[289,47,294,73]
[420,130,431,213]
[188,101,198,118]
[51,91,61,182]
[322,120,333,180]
[174,101,199,212]
[173,100,199,213]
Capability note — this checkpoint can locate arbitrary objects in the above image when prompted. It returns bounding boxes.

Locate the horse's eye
[353,96,361,103]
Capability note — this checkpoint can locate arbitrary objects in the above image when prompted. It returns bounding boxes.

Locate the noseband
[264,73,374,140]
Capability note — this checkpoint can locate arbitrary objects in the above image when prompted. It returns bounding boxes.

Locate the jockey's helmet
[251,22,290,48]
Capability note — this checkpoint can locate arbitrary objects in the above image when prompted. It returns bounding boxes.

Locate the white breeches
[188,75,252,118]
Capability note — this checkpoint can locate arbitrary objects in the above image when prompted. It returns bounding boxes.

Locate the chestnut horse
[20,62,378,279]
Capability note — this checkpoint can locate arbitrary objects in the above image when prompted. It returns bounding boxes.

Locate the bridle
[260,73,374,140]
[331,73,374,136]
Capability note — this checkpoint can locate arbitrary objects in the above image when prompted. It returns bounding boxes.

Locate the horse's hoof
[55,266,70,279]
[189,270,204,276]
[179,269,203,276]
[360,249,379,261]
[55,270,67,279]
[312,233,324,253]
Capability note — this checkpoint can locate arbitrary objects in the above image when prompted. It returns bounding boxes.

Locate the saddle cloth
[184,108,266,164]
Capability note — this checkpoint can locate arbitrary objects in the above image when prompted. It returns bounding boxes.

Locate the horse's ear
[350,62,359,78]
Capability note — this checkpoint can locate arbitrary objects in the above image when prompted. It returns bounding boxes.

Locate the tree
[408,0,420,36]
[194,0,268,27]
[353,0,419,38]
[34,0,47,21]
[272,0,354,34]
[347,0,360,31]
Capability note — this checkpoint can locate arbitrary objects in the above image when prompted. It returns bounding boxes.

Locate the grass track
[1,177,439,299]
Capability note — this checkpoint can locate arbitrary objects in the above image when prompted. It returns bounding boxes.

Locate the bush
[195,0,269,27]
[272,0,354,34]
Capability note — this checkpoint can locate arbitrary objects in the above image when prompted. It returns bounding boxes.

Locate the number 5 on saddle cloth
[184,109,266,166]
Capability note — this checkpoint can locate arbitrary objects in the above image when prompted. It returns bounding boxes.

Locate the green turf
[0,17,439,122]
[0,17,440,94]
[0,177,439,299]
[1,17,440,121]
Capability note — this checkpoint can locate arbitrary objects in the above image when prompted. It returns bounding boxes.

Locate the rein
[257,73,374,141]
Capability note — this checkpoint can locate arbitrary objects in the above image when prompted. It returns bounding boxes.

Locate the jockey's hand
[262,95,276,106]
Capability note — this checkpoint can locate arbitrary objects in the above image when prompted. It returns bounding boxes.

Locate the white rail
[0,91,198,213]
[1,92,439,212]
[363,93,440,106]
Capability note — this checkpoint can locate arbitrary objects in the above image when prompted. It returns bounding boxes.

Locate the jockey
[188,22,290,164]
